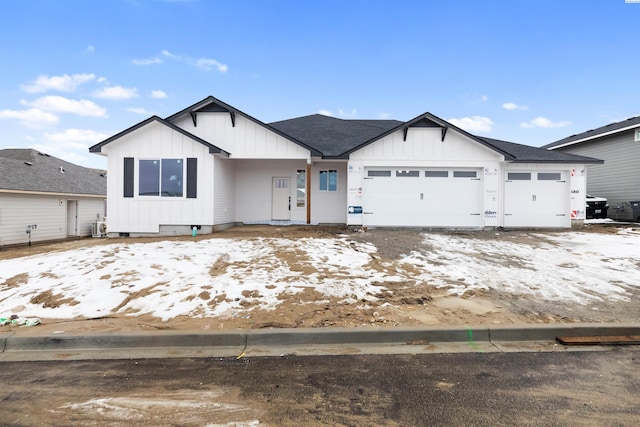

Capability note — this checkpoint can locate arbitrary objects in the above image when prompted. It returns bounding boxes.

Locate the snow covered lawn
[1,227,638,323]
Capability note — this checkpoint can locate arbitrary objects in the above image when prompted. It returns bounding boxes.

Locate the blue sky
[1,0,638,169]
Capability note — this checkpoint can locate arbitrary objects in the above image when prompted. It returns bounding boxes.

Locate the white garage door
[363,168,483,227]
[504,171,569,228]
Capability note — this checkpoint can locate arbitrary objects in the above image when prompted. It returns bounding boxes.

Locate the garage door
[504,171,569,227]
[363,168,483,227]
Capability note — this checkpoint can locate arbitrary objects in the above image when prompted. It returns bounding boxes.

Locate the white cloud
[21,73,96,93]
[378,112,391,119]
[520,116,571,129]
[44,129,109,148]
[26,96,108,117]
[127,107,153,115]
[132,57,162,65]
[503,102,528,111]
[338,109,357,118]
[448,116,494,132]
[93,85,138,100]
[480,95,488,102]
[0,108,59,128]
[158,49,228,74]
[151,90,167,99]
[86,45,95,53]
[162,49,178,59]
[318,109,333,116]
[195,58,228,73]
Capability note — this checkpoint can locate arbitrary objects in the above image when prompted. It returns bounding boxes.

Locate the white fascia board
[550,124,640,150]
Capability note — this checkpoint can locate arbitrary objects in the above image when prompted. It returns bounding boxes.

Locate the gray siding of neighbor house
[553,129,639,219]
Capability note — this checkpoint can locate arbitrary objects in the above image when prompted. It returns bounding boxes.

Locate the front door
[272,177,291,220]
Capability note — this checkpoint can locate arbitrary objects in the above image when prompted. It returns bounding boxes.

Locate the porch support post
[306,161,312,224]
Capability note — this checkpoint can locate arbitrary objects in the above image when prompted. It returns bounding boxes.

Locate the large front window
[139,159,183,197]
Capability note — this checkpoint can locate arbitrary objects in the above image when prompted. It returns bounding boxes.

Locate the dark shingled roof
[269,114,601,164]
[269,114,403,157]
[479,137,603,164]
[543,115,640,149]
[0,149,106,195]
[88,95,604,165]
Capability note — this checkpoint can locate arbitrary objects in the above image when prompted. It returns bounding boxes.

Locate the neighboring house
[89,96,602,236]
[543,116,640,221]
[0,149,106,246]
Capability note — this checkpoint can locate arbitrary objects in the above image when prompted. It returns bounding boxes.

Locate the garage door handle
[470,213,481,215]
[556,214,566,216]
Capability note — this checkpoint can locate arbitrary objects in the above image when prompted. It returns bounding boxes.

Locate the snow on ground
[0,238,398,321]
[1,229,638,321]
[401,229,640,304]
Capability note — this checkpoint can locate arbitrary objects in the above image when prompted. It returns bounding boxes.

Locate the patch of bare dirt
[29,289,80,308]
[1,272,29,289]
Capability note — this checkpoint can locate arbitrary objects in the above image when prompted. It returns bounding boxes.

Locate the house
[89,96,602,236]
[543,116,640,221]
[0,149,106,247]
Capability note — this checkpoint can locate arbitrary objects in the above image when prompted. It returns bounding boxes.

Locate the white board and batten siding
[173,112,312,159]
[213,156,236,225]
[311,162,348,224]
[347,127,503,228]
[101,121,216,234]
[0,193,104,246]
[234,159,309,223]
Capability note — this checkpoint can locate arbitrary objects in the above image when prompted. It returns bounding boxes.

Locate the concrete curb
[2,323,639,353]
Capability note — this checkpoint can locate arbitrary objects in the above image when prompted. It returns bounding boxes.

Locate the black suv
[586,195,609,219]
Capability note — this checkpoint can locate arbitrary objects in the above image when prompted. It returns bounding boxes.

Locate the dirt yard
[1,222,638,336]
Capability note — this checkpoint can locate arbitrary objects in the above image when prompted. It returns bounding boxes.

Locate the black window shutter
[187,158,197,198]
[123,157,134,198]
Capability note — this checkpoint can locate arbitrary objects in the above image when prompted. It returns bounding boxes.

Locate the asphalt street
[1,349,639,426]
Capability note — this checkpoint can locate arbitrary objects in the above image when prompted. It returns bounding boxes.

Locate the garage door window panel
[538,172,562,181]
[454,171,477,178]
[367,170,392,177]
[396,170,419,177]
[507,172,531,181]
[425,171,448,178]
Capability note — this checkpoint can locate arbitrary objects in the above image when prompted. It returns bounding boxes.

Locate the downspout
[306,159,312,224]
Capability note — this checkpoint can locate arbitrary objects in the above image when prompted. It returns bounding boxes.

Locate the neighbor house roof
[0,149,106,196]
[543,115,640,150]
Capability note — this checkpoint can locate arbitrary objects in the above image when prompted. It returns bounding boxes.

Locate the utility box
[631,201,640,223]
